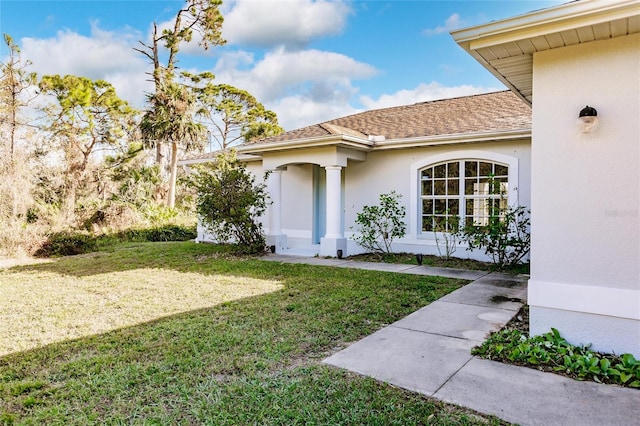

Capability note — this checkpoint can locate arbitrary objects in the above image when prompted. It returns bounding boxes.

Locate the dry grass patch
[0,268,282,356]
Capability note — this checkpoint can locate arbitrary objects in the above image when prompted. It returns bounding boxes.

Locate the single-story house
[182,90,532,261]
[452,0,639,356]
[182,0,639,357]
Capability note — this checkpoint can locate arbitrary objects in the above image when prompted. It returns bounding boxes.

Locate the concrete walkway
[263,254,640,426]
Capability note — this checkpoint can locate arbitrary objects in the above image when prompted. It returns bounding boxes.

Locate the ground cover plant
[0,242,504,425]
[472,307,640,389]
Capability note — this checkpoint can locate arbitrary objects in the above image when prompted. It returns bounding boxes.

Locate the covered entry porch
[247,144,367,258]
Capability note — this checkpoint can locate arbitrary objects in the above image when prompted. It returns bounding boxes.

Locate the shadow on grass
[0,242,485,424]
[1,242,469,361]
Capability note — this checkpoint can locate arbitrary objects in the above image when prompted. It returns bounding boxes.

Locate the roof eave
[237,134,374,155]
[374,128,531,150]
[452,0,639,47]
[451,0,640,106]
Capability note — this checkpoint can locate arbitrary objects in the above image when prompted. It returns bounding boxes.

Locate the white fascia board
[452,0,639,49]
[372,128,531,150]
[236,135,373,155]
[180,130,531,163]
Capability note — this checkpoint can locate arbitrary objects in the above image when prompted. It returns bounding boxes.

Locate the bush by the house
[458,176,530,269]
[351,191,407,257]
[186,151,267,254]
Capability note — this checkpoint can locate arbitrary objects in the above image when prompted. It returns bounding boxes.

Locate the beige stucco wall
[529,33,640,355]
[280,164,314,240]
[264,139,532,259]
[344,140,531,258]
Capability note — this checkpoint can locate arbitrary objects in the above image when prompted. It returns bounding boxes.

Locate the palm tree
[141,81,206,208]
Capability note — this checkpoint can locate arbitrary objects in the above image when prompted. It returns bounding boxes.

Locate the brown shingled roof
[184,91,531,162]
[251,90,530,145]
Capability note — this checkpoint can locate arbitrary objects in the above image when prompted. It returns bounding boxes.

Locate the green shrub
[351,191,406,256]
[34,232,97,257]
[142,225,196,242]
[186,151,267,255]
[473,328,640,388]
[458,176,530,269]
[34,225,197,257]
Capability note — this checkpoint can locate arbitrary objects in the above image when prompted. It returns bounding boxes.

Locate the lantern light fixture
[578,105,598,133]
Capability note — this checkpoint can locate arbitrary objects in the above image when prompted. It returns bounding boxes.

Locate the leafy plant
[459,176,530,268]
[142,204,179,226]
[351,191,407,256]
[473,327,640,388]
[432,213,460,259]
[186,150,267,254]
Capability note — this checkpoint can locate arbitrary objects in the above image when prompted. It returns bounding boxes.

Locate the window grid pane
[421,160,509,235]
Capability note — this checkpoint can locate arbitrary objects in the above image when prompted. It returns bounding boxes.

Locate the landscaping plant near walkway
[473,324,640,388]
[459,177,530,269]
[351,191,407,257]
[0,241,503,424]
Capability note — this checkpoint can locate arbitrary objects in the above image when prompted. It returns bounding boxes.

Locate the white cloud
[14,18,375,130]
[222,0,351,47]
[359,82,502,110]
[422,13,464,36]
[20,22,152,108]
[269,95,360,130]
[210,47,376,129]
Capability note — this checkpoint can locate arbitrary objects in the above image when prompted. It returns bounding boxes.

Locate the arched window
[420,160,509,232]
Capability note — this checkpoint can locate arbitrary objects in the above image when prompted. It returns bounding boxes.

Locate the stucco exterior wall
[529,33,640,356]
[344,141,531,258]
[280,164,313,242]
[247,138,531,260]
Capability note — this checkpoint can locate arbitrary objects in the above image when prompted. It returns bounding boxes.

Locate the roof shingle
[251,90,531,145]
[185,91,531,162]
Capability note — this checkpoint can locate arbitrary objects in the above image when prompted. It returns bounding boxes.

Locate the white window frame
[409,150,519,239]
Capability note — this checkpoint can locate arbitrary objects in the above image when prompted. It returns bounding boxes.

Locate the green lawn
[0,242,504,425]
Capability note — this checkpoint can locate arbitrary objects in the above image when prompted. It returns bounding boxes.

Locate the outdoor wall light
[578,105,598,133]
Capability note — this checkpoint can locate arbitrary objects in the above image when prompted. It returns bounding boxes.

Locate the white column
[266,169,287,252]
[320,165,347,257]
[324,165,343,238]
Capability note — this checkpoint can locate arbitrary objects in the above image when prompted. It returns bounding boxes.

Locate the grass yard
[0,242,504,425]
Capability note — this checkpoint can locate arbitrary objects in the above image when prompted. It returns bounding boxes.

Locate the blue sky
[1,0,561,130]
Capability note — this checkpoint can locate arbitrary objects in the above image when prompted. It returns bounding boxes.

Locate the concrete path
[263,254,640,426]
[260,254,487,280]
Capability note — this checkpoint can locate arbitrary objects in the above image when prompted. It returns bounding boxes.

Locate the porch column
[320,165,347,257]
[266,168,287,252]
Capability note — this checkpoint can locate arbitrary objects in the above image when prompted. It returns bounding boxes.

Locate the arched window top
[409,151,519,237]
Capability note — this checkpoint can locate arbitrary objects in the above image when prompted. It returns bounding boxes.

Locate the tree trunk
[167,141,178,208]
[63,177,78,223]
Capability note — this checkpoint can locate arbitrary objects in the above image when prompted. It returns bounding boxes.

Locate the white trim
[180,130,531,165]
[528,280,640,321]
[409,150,520,239]
[238,135,373,155]
[451,0,640,47]
[373,129,530,150]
